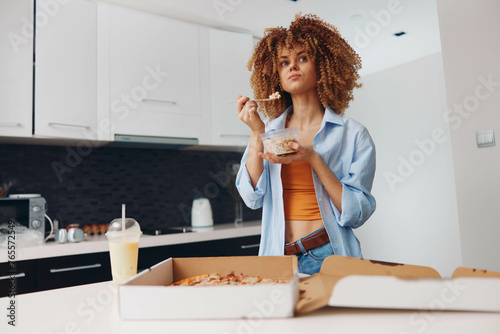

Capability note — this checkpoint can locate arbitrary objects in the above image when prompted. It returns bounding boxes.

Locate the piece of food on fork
[267,91,281,100]
[228,91,281,103]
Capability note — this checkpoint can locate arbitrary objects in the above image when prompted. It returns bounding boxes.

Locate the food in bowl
[260,127,299,155]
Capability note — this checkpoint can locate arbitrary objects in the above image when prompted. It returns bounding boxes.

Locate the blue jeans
[285,227,334,275]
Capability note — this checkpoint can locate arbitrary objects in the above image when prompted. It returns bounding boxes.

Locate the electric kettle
[191,198,213,227]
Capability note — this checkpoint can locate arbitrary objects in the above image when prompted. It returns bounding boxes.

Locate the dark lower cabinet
[37,252,112,292]
[224,235,261,256]
[0,253,112,297]
[138,243,191,271]
[0,235,261,297]
[0,259,38,297]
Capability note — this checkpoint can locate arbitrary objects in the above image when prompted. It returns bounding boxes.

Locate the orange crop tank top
[281,161,322,220]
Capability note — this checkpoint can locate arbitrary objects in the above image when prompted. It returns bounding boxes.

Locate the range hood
[110,134,198,149]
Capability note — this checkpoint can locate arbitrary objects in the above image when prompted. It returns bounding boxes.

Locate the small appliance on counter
[54,224,86,243]
[0,194,54,247]
[191,197,213,230]
[52,214,86,243]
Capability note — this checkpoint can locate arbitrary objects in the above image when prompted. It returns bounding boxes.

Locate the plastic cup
[106,218,142,286]
[260,127,299,155]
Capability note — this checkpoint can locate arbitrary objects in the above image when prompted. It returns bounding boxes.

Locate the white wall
[348,53,462,277]
[437,0,500,271]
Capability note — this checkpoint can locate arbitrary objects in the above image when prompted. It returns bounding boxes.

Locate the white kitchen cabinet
[34,0,98,140]
[207,28,254,147]
[104,5,202,140]
[0,0,33,138]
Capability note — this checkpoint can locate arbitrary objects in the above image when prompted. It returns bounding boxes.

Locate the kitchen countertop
[1,281,499,334]
[0,220,261,263]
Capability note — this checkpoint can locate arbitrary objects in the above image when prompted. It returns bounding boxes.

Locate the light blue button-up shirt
[236,106,376,258]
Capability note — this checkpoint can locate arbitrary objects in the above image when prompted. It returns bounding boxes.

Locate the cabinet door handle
[0,122,22,127]
[141,98,177,106]
[49,263,102,274]
[240,244,259,249]
[0,273,26,280]
[48,122,91,130]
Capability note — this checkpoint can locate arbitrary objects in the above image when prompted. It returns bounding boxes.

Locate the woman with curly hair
[235,13,376,275]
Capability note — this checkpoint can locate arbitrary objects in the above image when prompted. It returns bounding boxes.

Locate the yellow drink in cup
[108,241,139,285]
[106,214,142,286]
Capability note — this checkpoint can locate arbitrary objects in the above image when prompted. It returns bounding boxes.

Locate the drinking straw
[122,204,126,231]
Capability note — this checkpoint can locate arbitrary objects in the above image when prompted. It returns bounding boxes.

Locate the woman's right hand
[236,95,265,134]
[236,95,265,188]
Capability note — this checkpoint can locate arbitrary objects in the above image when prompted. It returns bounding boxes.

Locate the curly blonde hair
[248,13,362,119]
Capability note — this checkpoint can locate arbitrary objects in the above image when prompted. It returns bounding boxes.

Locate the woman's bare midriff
[285,219,324,244]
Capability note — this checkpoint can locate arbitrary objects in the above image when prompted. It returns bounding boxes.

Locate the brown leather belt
[284,228,330,255]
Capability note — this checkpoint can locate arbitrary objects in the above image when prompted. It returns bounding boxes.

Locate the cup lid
[106,218,142,238]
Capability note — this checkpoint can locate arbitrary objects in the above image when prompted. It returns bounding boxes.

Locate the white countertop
[0,221,261,263]
[1,281,499,334]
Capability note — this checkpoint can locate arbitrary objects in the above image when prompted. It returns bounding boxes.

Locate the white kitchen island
[1,280,500,334]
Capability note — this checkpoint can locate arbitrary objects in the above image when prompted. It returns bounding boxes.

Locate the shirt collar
[323,107,344,126]
[266,106,292,130]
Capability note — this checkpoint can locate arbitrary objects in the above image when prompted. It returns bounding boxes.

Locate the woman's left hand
[258,142,316,165]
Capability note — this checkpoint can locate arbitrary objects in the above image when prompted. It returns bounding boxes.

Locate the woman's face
[278,44,317,96]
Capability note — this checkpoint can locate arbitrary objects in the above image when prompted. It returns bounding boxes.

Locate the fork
[227,97,279,103]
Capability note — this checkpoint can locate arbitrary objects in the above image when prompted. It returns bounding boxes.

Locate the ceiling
[103,0,442,77]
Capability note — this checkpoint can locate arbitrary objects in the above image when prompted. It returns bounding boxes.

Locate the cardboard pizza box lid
[296,256,500,314]
[325,275,500,312]
[295,255,441,314]
[452,266,500,278]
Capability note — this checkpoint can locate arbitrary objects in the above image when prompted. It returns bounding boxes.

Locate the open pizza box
[119,255,500,320]
[119,256,299,320]
[295,255,500,315]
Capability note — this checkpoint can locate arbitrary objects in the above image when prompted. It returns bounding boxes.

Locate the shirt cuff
[336,184,374,229]
[236,163,267,210]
